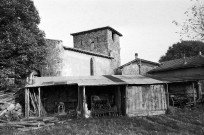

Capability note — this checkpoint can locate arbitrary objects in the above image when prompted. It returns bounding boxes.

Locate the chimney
[135,53,138,59]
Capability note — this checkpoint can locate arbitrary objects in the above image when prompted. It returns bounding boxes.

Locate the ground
[1,106,204,135]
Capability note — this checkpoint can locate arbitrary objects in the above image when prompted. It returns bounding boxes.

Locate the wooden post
[38,87,41,117]
[115,86,121,114]
[166,84,169,111]
[77,86,83,116]
[25,88,30,118]
[82,86,86,117]
[198,81,202,100]
[193,82,196,105]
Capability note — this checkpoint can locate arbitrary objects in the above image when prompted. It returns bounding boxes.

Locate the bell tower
[71,26,122,73]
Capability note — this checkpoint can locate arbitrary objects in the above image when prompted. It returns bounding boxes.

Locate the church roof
[63,46,113,59]
[70,26,123,36]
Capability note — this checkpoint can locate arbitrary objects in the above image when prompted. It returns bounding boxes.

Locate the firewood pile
[0,116,60,131]
[0,91,15,103]
[91,100,119,117]
[29,92,47,116]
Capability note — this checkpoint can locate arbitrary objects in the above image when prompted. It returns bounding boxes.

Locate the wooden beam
[166,84,169,110]
[25,88,30,118]
[198,81,202,99]
[193,82,196,105]
[115,86,121,114]
[82,86,86,117]
[38,87,41,117]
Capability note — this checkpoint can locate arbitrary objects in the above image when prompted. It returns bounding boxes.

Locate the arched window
[90,57,95,76]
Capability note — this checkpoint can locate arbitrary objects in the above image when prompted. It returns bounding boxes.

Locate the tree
[0,0,47,90]
[159,40,204,62]
[174,0,204,41]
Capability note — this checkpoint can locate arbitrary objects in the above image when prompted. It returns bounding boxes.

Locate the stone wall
[41,39,63,77]
[121,62,157,75]
[73,29,109,55]
[107,30,121,72]
[72,28,121,73]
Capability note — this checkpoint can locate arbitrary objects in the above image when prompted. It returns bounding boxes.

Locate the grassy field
[1,106,204,135]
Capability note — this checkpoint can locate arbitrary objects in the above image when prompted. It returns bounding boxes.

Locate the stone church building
[42,26,122,77]
[42,26,157,77]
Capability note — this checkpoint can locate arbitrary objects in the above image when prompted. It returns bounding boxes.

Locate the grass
[1,106,204,135]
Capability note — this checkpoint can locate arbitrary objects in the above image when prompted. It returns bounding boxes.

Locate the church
[42,26,122,77]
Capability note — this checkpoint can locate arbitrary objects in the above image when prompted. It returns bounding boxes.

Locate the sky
[33,0,192,64]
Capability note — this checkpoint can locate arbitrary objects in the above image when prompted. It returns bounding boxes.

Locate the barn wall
[126,85,166,117]
[61,50,113,76]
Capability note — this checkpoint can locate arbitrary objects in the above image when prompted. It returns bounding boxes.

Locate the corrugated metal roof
[148,54,204,73]
[147,74,204,82]
[25,75,164,88]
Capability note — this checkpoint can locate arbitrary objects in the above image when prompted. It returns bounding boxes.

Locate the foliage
[0,0,47,90]
[173,0,204,41]
[159,40,204,62]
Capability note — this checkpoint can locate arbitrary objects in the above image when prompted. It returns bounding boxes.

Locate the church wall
[107,30,121,71]
[61,50,113,76]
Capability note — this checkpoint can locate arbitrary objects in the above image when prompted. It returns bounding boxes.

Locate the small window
[112,33,116,42]
[90,57,95,76]
[80,40,83,45]
[90,42,94,51]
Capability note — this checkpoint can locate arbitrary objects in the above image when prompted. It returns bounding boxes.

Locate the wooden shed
[24,75,167,118]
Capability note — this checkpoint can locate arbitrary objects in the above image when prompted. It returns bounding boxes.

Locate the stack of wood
[0,91,15,103]
[91,100,119,117]
[29,92,47,116]
[0,117,60,131]
[0,102,23,120]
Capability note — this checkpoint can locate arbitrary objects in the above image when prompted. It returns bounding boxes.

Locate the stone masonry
[71,26,122,73]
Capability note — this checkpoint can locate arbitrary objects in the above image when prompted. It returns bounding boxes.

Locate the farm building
[24,75,167,118]
[22,26,169,118]
[117,53,159,75]
[148,53,204,106]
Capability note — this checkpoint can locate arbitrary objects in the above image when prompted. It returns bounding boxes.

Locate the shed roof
[25,75,164,88]
[148,54,204,73]
[70,26,123,36]
[147,74,204,82]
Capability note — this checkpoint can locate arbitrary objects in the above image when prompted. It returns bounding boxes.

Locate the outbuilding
[24,75,167,118]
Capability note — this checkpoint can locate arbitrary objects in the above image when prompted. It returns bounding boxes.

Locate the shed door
[126,85,167,117]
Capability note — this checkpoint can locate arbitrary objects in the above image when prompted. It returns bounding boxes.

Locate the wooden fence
[126,85,167,117]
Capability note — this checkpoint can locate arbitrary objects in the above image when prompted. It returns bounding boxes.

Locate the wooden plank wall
[126,85,167,117]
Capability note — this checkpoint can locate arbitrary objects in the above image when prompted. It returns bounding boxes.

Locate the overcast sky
[33,0,192,64]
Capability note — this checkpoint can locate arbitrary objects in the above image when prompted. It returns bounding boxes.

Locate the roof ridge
[63,46,113,59]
